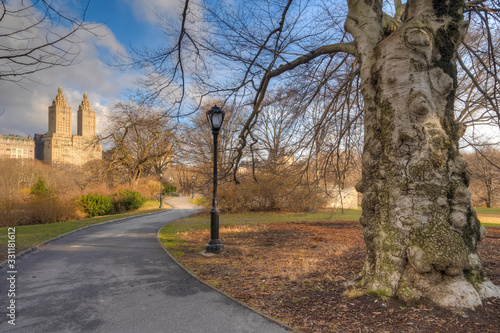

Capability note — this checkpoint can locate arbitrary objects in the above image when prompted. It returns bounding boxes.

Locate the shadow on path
[0,197,290,333]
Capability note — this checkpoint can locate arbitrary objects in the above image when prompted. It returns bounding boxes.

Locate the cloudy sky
[0,0,180,138]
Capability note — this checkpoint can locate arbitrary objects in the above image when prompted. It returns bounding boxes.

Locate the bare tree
[176,101,243,186]
[71,160,109,192]
[0,0,96,83]
[466,147,500,208]
[127,0,500,309]
[102,101,174,185]
[253,90,303,171]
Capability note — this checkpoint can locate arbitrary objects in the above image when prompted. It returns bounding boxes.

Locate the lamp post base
[205,241,224,254]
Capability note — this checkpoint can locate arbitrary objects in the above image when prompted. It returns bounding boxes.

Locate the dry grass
[163,220,364,289]
[160,221,500,333]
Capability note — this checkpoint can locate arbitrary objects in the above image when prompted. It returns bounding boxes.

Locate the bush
[217,172,327,212]
[77,194,113,217]
[145,180,161,199]
[163,184,177,195]
[30,176,51,197]
[113,190,146,212]
[0,196,81,227]
[29,196,81,224]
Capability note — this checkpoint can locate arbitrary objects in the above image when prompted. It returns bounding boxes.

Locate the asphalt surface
[0,197,290,332]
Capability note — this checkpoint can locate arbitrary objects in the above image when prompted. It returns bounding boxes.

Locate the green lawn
[474,207,500,215]
[166,208,361,230]
[0,203,168,262]
[160,209,363,251]
[161,207,500,248]
[475,207,500,227]
[163,206,500,234]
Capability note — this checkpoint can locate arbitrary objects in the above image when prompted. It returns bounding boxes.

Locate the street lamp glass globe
[206,105,225,131]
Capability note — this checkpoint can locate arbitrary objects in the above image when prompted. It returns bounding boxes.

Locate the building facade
[41,87,102,165]
[0,134,35,159]
[33,134,44,160]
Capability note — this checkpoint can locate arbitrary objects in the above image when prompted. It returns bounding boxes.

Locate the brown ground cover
[170,221,500,332]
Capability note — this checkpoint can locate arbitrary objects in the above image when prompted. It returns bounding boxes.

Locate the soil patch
[170,221,500,332]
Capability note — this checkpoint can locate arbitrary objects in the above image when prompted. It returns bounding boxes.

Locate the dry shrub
[27,196,81,225]
[127,177,161,200]
[145,180,161,199]
[218,173,326,212]
[0,196,81,227]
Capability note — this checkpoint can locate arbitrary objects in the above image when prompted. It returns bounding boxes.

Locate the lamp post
[159,172,164,208]
[191,176,195,198]
[205,105,225,254]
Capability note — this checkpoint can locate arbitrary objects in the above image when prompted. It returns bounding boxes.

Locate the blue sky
[0,0,178,138]
[86,0,166,51]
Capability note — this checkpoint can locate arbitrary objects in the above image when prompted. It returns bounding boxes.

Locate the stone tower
[42,87,102,165]
[77,92,96,137]
[48,86,72,136]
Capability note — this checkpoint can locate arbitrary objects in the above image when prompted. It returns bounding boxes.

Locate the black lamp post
[159,172,164,208]
[205,105,225,254]
[191,176,195,199]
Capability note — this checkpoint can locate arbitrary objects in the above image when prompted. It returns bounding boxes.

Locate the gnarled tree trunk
[347,0,499,309]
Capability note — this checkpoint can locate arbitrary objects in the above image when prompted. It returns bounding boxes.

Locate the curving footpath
[0,197,290,332]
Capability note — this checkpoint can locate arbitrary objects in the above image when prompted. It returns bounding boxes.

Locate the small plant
[163,184,177,195]
[113,190,147,212]
[366,288,390,300]
[77,194,113,217]
[343,288,364,299]
[30,176,51,197]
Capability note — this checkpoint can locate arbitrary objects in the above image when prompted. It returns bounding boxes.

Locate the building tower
[77,92,96,137]
[42,87,102,165]
[48,86,72,136]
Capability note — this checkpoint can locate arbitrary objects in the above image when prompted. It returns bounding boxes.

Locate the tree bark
[350,0,499,309]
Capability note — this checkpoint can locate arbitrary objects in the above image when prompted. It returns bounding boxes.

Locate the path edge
[0,209,171,268]
[156,223,299,333]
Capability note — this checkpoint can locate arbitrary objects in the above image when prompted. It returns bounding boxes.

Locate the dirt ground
[172,221,500,332]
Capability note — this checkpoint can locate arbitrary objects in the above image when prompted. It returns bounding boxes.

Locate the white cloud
[0,5,139,139]
[129,0,180,24]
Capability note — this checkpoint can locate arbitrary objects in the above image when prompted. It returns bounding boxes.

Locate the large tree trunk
[348,0,499,309]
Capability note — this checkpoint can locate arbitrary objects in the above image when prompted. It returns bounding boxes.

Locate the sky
[0,0,180,138]
[0,0,498,149]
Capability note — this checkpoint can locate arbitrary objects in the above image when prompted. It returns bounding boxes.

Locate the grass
[474,207,500,215]
[164,209,362,233]
[141,200,166,210]
[189,197,211,207]
[160,206,500,251]
[159,209,362,251]
[0,201,169,262]
[475,207,500,227]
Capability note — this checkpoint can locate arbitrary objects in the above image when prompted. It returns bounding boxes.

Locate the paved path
[0,197,290,332]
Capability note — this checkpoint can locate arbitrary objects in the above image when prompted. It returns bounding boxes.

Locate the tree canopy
[125,0,500,310]
[0,0,96,83]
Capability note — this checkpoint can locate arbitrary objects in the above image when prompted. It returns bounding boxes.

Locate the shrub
[163,184,177,195]
[0,196,81,227]
[113,190,146,212]
[29,196,81,224]
[145,180,161,199]
[217,172,327,212]
[77,194,113,217]
[30,176,51,197]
